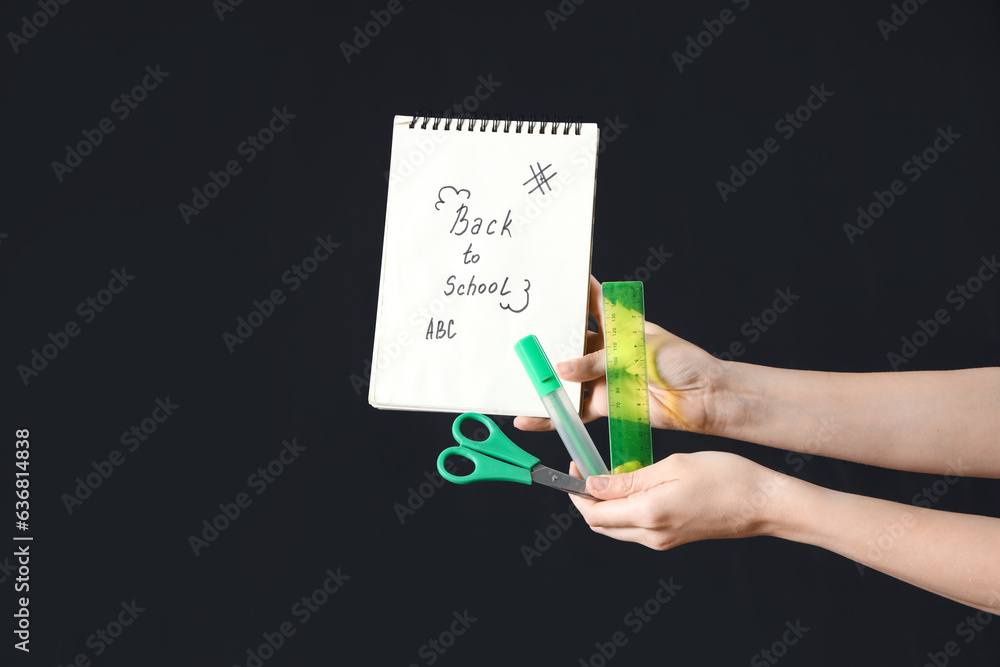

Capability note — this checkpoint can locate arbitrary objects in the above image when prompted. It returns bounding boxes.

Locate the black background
[3,0,1000,665]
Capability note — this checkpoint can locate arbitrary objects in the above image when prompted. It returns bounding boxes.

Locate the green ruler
[602,281,653,474]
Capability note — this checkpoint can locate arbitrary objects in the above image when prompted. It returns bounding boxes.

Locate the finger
[568,490,588,515]
[578,496,649,529]
[586,465,660,500]
[587,275,604,330]
[555,348,606,383]
[577,468,668,528]
[513,415,554,431]
[577,381,608,424]
[584,329,604,355]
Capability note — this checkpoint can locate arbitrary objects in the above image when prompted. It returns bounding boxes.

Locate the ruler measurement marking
[602,282,653,474]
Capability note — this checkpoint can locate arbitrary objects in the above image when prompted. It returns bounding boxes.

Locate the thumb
[585,467,657,500]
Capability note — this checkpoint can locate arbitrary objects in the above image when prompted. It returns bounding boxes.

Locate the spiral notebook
[369,114,600,417]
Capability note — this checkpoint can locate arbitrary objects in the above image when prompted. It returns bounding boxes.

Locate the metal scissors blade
[530,465,597,501]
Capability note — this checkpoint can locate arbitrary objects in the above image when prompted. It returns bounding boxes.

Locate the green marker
[514,335,609,479]
[602,281,653,474]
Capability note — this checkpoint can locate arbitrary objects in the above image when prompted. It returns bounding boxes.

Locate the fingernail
[588,476,609,492]
[556,361,572,374]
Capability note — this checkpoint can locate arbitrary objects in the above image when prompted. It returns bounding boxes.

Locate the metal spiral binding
[408,112,582,135]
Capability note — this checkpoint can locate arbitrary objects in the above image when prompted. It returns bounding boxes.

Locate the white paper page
[370,115,598,417]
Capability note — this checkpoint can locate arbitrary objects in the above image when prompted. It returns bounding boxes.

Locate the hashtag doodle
[523,162,557,195]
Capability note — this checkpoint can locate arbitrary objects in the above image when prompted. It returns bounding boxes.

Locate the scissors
[437,413,597,500]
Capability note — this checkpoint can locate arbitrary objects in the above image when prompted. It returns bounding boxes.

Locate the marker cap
[514,335,562,397]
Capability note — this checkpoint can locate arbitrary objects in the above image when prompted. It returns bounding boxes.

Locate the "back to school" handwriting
[424,186,531,341]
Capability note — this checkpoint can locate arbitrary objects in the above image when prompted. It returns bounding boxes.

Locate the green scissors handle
[437,413,540,485]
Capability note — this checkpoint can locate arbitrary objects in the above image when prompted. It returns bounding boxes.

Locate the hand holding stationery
[517,275,1000,613]
[514,276,729,437]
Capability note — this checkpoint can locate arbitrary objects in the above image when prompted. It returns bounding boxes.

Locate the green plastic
[437,447,533,485]
[437,413,540,486]
[602,281,654,473]
[514,335,561,397]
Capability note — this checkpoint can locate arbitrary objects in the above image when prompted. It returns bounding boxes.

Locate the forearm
[769,476,1000,612]
[713,364,1000,477]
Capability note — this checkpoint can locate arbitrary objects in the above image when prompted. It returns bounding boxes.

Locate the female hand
[566,453,792,550]
[514,275,735,436]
